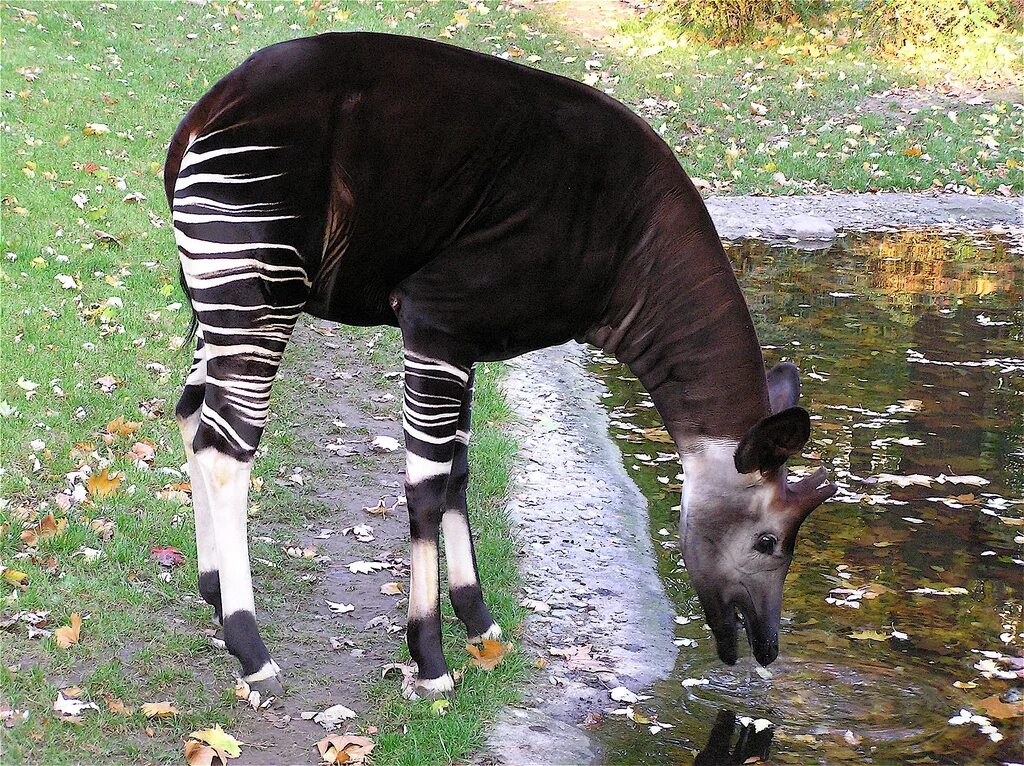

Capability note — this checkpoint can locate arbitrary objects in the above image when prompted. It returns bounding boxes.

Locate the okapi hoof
[468,622,503,643]
[414,673,455,700]
[204,626,226,650]
[248,673,286,700]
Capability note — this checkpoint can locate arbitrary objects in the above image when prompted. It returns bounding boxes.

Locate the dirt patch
[226,323,411,765]
[858,85,1022,123]
[513,0,644,44]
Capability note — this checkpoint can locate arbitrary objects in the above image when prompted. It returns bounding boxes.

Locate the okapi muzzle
[679,363,837,666]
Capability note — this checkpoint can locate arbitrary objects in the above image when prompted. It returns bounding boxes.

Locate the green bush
[675,0,796,42]
[869,0,1020,48]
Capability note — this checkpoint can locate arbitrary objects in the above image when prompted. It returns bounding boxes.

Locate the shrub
[676,0,796,42]
[869,0,1020,48]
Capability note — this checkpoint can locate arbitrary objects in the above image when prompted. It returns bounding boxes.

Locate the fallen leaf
[379,582,404,596]
[326,601,355,614]
[36,513,68,540]
[101,693,133,715]
[431,699,450,717]
[547,644,609,672]
[140,701,177,718]
[370,435,400,453]
[2,568,28,587]
[53,692,98,722]
[976,694,1024,719]
[189,725,242,758]
[849,630,891,641]
[54,613,82,649]
[150,546,185,567]
[302,704,357,730]
[106,416,141,436]
[347,561,388,575]
[184,741,227,766]
[520,597,550,613]
[316,734,375,764]
[466,639,509,671]
[86,469,121,497]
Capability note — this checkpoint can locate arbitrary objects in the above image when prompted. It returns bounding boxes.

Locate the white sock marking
[405,453,452,485]
[442,511,478,589]
[195,450,256,616]
[408,539,439,621]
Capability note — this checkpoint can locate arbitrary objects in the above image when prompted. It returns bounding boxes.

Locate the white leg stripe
[408,540,439,621]
[405,453,452,485]
[243,661,280,683]
[469,623,503,643]
[442,511,478,589]
[416,672,454,693]
[195,451,256,616]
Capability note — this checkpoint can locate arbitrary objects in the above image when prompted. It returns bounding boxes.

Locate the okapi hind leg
[400,347,473,696]
[443,368,502,642]
[175,339,223,627]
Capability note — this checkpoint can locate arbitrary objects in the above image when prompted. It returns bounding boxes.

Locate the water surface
[588,232,1023,765]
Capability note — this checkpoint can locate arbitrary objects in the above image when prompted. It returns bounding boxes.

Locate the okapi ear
[766,362,801,414]
[734,407,811,474]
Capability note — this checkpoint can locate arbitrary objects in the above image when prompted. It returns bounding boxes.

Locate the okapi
[166,32,837,698]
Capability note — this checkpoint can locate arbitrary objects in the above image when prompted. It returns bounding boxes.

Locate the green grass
[2,0,1019,762]
[602,9,1023,194]
[0,2,544,763]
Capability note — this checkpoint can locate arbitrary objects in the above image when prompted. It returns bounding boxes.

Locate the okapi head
[679,363,836,666]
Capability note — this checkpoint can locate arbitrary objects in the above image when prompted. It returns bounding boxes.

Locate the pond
[587,232,1023,765]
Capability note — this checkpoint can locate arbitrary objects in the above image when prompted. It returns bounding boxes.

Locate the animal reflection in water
[694,711,774,766]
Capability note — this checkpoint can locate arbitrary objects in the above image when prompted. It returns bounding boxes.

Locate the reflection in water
[589,232,1023,765]
[694,710,774,765]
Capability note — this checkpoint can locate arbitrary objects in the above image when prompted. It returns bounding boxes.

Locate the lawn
[1,1,1019,764]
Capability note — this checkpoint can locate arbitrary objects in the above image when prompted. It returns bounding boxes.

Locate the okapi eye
[755,534,778,555]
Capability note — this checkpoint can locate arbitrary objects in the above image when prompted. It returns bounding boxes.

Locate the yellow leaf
[465,639,509,671]
[184,741,226,766]
[188,725,242,758]
[430,699,450,716]
[848,630,890,641]
[140,701,177,718]
[83,123,110,136]
[101,693,133,715]
[316,734,375,764]
[903,145,923,158]
[54,613,82,649]
[3,568,28,587]
[87,469,122,498]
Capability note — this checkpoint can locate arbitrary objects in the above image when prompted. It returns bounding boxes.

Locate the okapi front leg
[443,368,501,642]
[402,350,471,695]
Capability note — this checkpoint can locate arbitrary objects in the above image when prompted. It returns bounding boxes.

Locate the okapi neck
[594,193,770,443]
